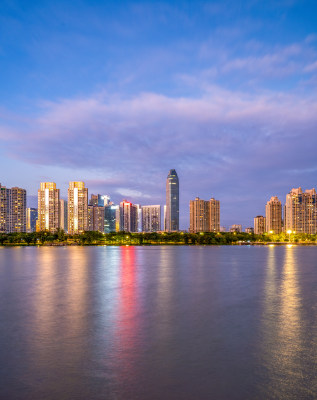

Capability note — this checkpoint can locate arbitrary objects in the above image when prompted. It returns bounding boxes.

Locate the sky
[0,0,317,229]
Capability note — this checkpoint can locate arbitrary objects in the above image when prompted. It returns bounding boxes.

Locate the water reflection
[261,246,304,398]
[278,247,302,367]
[65,247,89,334]
[111,247,140,384]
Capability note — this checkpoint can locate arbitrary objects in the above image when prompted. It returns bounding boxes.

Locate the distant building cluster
[1,175,316,236]
[255,188,317,234]
[0,170,179,234]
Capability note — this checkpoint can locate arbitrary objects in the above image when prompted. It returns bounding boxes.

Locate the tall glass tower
[166,169,179,231]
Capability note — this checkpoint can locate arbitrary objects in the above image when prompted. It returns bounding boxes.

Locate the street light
[287,230,292,242]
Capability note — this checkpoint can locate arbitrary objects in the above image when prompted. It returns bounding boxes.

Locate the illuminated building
[0,185,26,233]
[189,197,220,233]
[254,215,266,234]
[26,208,38,233]
[135,204,142,232]
[0,184,8,233]
[7,187,26,232]
[209,198,220,232]
[119,200,138,232]
[37,182,60,232]
[166,169,179,231]
[230,224,242,233]
[265,196,282,233]
[59,199,68,232]
[284,187,317,234]
[68,181,88,234]
[245,227,254,234]
[163,205,166,231]
[90,194,111,207]
[88,205,105,232]
[104,204,119,233]
[142,205,161,232]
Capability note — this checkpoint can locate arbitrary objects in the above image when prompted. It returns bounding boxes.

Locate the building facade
[59,199,68,232]
[166,169,179,231]
[254,215,266,235]
[0,184,7,233]
[88,205,105,233]
[26,208,38,233]
[104,204,119,233]
[68,181,88,234]
[265,196,282,234]
[119,200,138,232]
[284,187,317,234]
[37,182,60,232]
[7,187,27,233]
[0,184,27,233]
[142,205,161,232]
[189,197,220,233]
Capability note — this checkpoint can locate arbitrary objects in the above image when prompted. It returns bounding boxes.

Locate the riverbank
[1,231,316,246]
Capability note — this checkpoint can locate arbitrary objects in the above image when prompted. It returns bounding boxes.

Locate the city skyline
[3,178,317,233]
[1,1,317,229]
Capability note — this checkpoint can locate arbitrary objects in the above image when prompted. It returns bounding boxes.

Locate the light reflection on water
[1,246,317,399]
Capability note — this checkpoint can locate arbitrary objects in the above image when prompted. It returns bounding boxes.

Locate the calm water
[1,246,317,400]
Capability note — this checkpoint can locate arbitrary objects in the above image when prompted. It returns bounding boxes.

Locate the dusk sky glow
[1,0,317,229]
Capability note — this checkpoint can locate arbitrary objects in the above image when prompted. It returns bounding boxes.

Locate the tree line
[1,230,317,246]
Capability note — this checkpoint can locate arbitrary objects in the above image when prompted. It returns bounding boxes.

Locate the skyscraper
[37,182,60,232]
[142,205,161,232]
[119,200,138,232]
[189,197,220,233]
[0,184,8,233]
[265,196,282,234]
[166,169,179,231]
[284,187,317,234]
[7,187,27,233]
[68,181,88,234]
[104,204,119,233]
[26,208,38,233]
[190,197,208,233]
[59,199,68,232]
[209,198,220,232]
[254,215,266,234]
[88,204,105,232]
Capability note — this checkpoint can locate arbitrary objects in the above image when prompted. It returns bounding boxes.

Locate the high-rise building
[104,204,119,233]
[166,169,179,231]
[119,200,138,232]
[37,182,60,232]
[163,205,166,231]
[254,215,266,234]
[142,205,161,232]
[88,205,105,232]
[265,196,282,234]
[59,199,68,232]
[135,204,142,232]
[68,181,88,234]
[100,195,111,206]
[0,184,8,233]
[6,187,26,233]
[284,187,317,234]
[26,208,38,233]
[0,184,27,233]
[208,198,220,232]
[189,197,220,233]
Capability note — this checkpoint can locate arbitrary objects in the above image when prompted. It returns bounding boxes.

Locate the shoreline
[1,242,316,247]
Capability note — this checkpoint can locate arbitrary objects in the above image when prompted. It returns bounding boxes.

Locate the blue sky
[1,0,317,229]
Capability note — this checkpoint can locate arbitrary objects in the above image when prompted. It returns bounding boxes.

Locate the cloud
[304,61,317,73]
[115,188,151,199]
[1,83,317,227]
